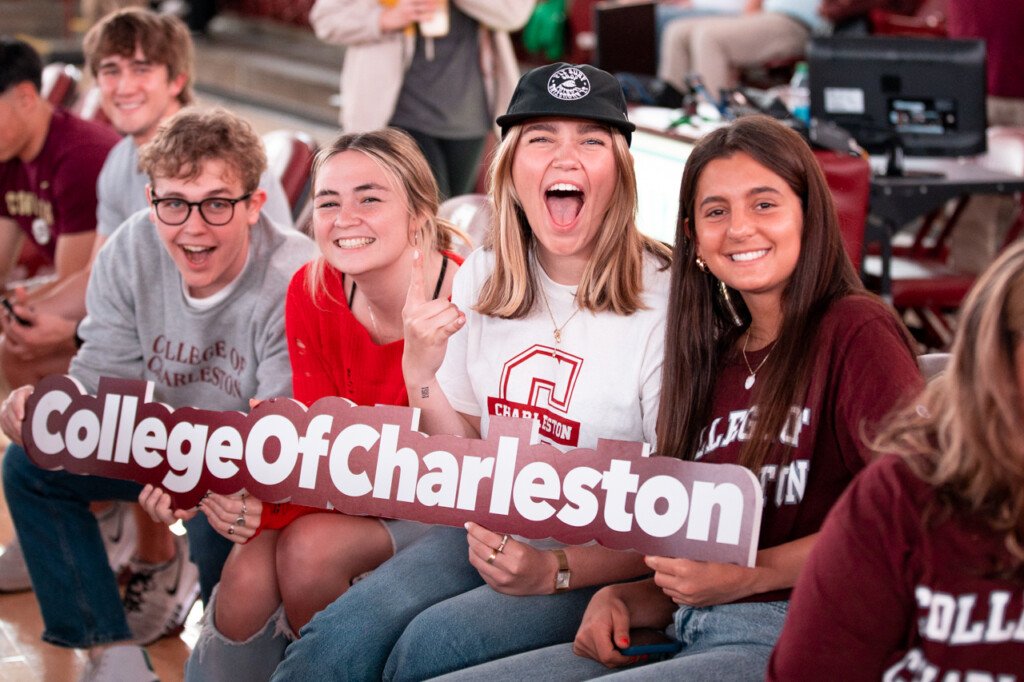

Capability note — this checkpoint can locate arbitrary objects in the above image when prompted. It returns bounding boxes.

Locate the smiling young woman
[270,62,672,682]
[425,114,926,681]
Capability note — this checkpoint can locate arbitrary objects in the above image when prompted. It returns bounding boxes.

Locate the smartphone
[1,297,31,326]
[616,628,683,659]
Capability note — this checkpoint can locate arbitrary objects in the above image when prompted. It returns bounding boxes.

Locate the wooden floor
[0,403,201,681]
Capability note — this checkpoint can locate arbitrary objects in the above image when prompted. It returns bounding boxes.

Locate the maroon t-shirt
[769,454,1024,681]
[695,295,922,602]
[948,0,1024,100]
[0,109,119,262]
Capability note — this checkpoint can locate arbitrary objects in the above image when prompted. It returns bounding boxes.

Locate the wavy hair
[656,115,883,470]
[305,127,467,304]
[476,123,670,319]
[139,107,265,193]
[874,241,1024,573]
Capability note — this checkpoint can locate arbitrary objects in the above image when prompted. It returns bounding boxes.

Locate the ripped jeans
[185,585,293,682]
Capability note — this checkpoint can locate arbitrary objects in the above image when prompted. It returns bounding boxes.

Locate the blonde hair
[476,123,670,319]
[874,240,1024,574]
[305,127,467,304]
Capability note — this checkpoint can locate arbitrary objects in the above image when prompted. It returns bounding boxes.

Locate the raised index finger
[404,249,427,307]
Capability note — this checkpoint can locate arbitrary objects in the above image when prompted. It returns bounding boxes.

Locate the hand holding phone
[1,297,32,326]
[615,628,683,660]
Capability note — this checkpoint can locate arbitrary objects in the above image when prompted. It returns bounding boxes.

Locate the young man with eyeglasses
[0,107,314,682]
[0,8,296,638]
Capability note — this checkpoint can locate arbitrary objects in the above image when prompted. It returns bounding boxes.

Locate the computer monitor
[807,36,987,176]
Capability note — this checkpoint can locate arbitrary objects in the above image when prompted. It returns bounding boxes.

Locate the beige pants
[657,12,810,98]
[950,96,1024,274]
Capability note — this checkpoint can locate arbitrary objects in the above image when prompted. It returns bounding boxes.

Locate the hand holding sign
[139,483,198,525]
[465,521,553,596]
[401,249,464,386]
[200,491,262,543]
[0,385,33,446]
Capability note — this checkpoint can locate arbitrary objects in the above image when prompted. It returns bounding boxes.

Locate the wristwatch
[553,549,571,591]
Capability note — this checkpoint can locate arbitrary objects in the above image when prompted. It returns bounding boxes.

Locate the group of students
[1,9,1023,682]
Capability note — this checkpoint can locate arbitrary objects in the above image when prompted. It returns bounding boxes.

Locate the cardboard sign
[23,375,763,565]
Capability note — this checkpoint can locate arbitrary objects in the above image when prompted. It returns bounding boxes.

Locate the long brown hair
[874,241,1024,572]
[657,115,871,470]
[305,127,467,304]
[475,122,670,319]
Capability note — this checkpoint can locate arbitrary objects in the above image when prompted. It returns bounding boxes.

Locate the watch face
[555,570,571,590]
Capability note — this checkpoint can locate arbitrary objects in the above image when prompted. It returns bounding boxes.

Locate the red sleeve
[767,456,918,680]
[285,265,342,407]
[52,117,118,238]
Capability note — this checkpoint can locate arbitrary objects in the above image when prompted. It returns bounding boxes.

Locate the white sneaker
[0,537,32,593]
[79,644,158,682]
[123,534,200,645]
[97,502,138,575]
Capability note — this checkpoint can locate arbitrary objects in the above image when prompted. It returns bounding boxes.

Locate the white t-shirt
[438,248,669,454]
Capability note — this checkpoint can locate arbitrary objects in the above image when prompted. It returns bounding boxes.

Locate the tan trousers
[657,11,810,99]
[950,96,1024,274]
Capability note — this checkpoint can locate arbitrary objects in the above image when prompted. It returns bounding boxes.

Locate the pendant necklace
[741,331,774,390]
[537,279,580,345]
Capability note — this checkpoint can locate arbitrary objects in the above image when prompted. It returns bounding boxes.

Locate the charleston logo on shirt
[487,344,583,447]
[696,405,812,508]
[5,190,54,243]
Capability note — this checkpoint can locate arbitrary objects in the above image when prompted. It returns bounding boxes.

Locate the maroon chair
[262,130,318,222]
[870,0,947,37]
[814,149,871,272]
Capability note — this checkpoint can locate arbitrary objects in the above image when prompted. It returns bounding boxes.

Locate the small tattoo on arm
[420,386,429,399]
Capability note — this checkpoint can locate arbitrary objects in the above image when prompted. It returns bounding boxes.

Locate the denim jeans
[2,443,230,647]
[431,600,789,681]
[185,585,291,682]
[272,525,485,682]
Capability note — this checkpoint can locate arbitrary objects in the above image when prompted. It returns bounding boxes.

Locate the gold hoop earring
[718,279,744,327]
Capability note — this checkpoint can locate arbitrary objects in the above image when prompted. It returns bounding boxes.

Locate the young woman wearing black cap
[428,115,924,680]
[270,62,671,681]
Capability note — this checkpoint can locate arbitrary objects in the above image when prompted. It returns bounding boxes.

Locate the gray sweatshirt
[72,208,316,411]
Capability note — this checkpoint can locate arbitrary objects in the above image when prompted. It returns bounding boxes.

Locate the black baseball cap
[496,62,636,145]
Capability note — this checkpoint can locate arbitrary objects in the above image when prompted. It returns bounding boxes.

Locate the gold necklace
[741,331,774,390]
[537,280,580,344]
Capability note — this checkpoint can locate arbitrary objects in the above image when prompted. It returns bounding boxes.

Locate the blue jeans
[2,443,230,647]
[431,600,789,681]
[272,526,602,681]
[272,525,485,681]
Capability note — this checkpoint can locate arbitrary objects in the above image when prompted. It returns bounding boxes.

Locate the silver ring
[241,499,247,516]
[228,524,235,536]
[496,534,510,554]
[235,515,245,527]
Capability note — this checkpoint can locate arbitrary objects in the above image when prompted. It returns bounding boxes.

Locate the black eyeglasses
[150,192,253,226]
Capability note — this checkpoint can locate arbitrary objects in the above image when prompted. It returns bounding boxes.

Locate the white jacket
[310,0,535,133]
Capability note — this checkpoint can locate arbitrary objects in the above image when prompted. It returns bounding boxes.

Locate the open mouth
[730,249,769,263]
[334,237,375,249]
[545,183,585,226]
[181,244,214,265]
